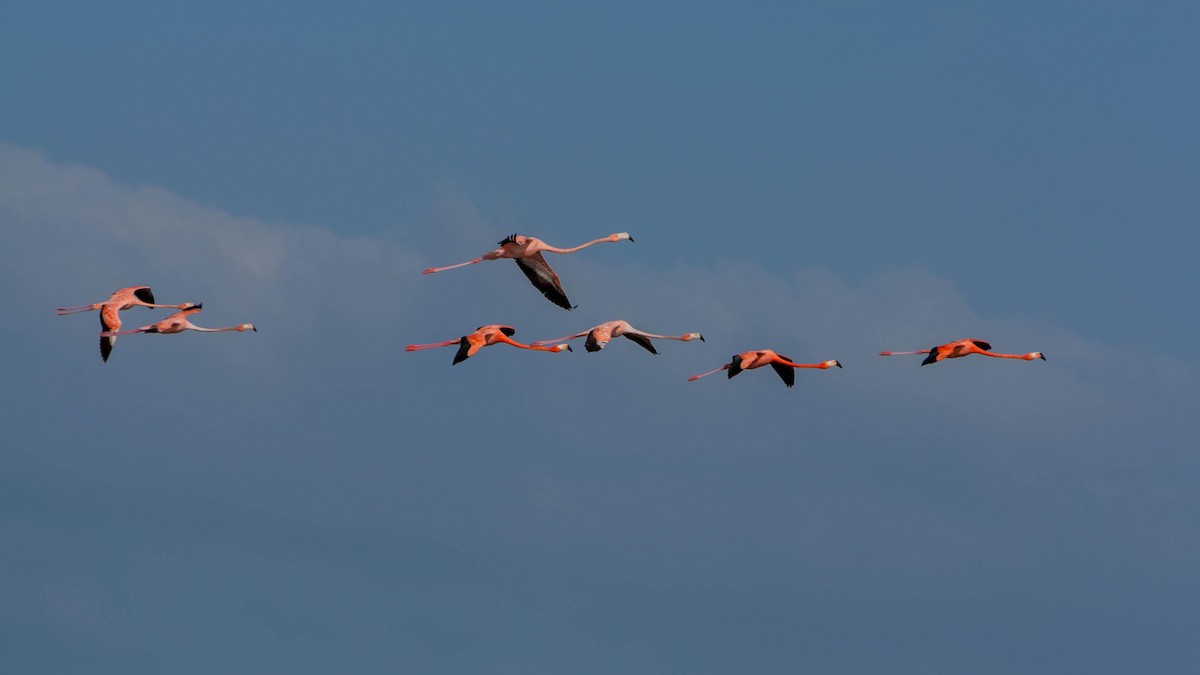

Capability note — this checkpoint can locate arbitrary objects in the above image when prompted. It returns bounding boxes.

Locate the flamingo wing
[133,287,155,304]
[921,347,942,366]
[475,325,516,337]
[452,336,474,365]
[769,361,796,388]
[622,333,658,355]
[99,306,121,362]
[584,330,605,352]
[727,355,744,379]
[971,340,992,351]
[514,254,573,310]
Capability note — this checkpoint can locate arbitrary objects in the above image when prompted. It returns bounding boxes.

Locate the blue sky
[2,3,1198,673]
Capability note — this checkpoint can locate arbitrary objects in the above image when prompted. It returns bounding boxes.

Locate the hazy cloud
[2,144,1197,674]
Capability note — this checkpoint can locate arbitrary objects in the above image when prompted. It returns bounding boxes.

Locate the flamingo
[688,349,842,387]
[422,232,634,310]
[406,324,572,364]
[879,338,1045,365]
[100,304,256,338]
[532,320,703,354]
[57,286,199,362]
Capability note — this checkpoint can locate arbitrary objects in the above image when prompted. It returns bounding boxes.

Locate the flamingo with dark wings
[532,320,703,354]
[688,349,842,388]
[100,304,256,338]
[406,324,572,364]
[422,232,634,310]
[879,338,1045,365]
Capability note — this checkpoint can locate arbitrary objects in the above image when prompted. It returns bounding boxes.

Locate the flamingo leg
[57,304,101,315]
[531,332,586,346]
[405,339,461,351]
[422,258,488,274]
[688,365,730,382]
[101,327,152,337]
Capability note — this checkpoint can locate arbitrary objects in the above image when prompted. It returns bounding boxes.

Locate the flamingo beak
[1039,353,1046,360]
[566,345,573,352]
[629,236,635,242]
[698,334,705,342]
[835,361,843,368]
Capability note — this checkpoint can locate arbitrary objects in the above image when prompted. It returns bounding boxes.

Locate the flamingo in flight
[879,338,1045,365]
[57,286,198,362]
[533,320,703,355]
[422,232,634,310]
[101,304,256,339]
[688,349,842,388]
[406,324,572,365]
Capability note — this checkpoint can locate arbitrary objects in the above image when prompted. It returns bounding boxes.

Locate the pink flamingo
[688,349,842,388]
[422,232,634,310]
[406,324,572,364]
[57,286,198,362]
[533,320,703,354]
[101,304,256,338]
[879,338,1045,365]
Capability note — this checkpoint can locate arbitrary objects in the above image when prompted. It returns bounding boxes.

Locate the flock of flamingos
[58,231,1045,386]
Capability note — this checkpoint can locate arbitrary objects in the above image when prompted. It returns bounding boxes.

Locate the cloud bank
[2,143,1197,674]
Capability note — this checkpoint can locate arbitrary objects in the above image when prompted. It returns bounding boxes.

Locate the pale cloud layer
[3,144,1197,674]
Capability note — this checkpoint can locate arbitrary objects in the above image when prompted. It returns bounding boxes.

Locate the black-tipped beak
[192,302,203,310]
[835,361,843,368]
[252,326,258,332]
[698,334,705,342]
[1039,353,1046,360]
[629,236,635,242]
[566,345,573,352]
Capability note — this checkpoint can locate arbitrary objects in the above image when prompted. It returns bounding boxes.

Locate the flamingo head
[182,302,203,311]
[611,232,634,242]
[554,344,572,353]
[825,360,842,369]
[1029,352,1045,361]
[239,323,257,332]
[683,332,704,342]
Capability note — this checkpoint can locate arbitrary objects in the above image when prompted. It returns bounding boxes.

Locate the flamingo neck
[977,351,1034,360]
[539,237,611,254]
[775,358,827,369]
